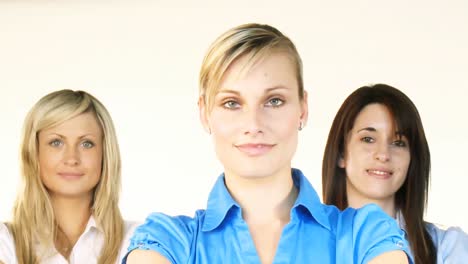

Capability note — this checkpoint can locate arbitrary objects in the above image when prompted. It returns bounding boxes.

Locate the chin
[230,166,277,179]
[49,188,94,199]
[221,153,289,179]
[366,191,394,201]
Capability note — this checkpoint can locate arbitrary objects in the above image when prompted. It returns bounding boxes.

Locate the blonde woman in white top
[0,90,138,264]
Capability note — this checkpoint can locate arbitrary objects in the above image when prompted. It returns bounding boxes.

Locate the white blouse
[0,217,139,264]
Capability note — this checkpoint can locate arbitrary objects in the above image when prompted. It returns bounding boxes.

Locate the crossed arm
[127,250,171,264]
[126,249,409,264]
[368,250,409,264]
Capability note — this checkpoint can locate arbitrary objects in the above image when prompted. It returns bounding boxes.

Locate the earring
[298,121,303,131]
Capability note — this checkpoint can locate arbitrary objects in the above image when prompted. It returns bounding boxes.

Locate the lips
[366,169,393,179]
[235,143,275,156]
[58,172,85,180]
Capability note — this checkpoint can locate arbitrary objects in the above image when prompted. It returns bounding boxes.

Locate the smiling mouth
[366,169,393,179]
[235,143,275,157]
[58,172,85,180]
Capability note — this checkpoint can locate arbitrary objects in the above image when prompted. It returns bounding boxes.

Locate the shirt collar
[202,173,239,232]
[201,169,331,232]
[290,168,331,231]
[34,215,102,256]
[85,215,102,233]
[396,210,408,234]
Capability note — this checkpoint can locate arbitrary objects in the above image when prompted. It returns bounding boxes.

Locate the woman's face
[38,112,103,200]
[340,103,410,203]
[200,52,307,180]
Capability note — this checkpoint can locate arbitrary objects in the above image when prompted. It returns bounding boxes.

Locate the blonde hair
[199,23,304,110]
[9,90,124,264]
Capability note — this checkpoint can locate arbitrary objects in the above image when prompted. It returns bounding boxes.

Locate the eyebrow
[217,89,240,96]
[356,127,405,137]
[217,85,290,95]
[357,127,377,133]
[266,86,290,92]
[45,133,98,139]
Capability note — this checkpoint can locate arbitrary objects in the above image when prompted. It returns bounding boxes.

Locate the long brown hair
[322,84,436,264]
[10,89,124,264]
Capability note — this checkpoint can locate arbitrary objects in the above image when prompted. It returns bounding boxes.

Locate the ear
[300,90,309,127]
[198,96,211,134]
[338,154,346,168]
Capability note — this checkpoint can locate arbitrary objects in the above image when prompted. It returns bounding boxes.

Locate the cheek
[210,114,239,143]
[213,122,237,138]
[278,124,299,150]
[281,117,299,134]
[343,146,372,174]
[38,150,59,191]
[271,110,300,138]
[344,144,362,166]
[83,149,103,176]
[38,148,59,177]
[342,156,356,176]
[398,151,411,172]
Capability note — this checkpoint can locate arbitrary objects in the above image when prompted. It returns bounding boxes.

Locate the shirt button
[396,240,405,248]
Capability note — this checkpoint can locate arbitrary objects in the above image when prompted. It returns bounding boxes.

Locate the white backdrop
[1,1,467,232]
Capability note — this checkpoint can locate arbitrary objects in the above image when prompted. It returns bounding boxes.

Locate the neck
[347,193,396,218]
[51,193,93,246]
[224,167,298,224]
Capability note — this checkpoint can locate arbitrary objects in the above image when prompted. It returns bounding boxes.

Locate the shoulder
[0,222,16,264]
[314,203,395,234]
[0,223,11,238]
[336,204,412,264]
[133,211,201,241]
[315,203,341,232]
[125,211,204,264]
[352,203,397,226]
[334,204,399,231]
[426,222,468,261]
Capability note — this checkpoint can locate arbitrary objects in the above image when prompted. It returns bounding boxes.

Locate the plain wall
[1,0,466,231]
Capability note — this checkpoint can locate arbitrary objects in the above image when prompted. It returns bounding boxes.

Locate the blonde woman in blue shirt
[125,23,412,264]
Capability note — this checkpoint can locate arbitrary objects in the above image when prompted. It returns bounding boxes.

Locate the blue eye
[82,141,95,149]
[49,139,63,147]
[266,98,284,107]
[223,100,240,109]
[361,137,374,143]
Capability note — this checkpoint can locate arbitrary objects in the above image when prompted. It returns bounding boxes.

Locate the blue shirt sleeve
[427,223,468,263]
[122,212,196,264]
[339,204,414,264]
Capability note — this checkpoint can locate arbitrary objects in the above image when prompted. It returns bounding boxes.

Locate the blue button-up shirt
[124,169,411,264]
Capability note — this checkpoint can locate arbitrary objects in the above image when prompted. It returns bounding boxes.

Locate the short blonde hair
[199,23,304,110]
[10,90,124,264]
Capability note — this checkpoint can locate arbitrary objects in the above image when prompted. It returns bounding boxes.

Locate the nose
[63,145,80,166]
[375,143,390,162]
[243,106,264,136]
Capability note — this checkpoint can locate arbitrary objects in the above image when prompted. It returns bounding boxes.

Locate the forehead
[353,103,396,130]
[218,52,297,94]
[40,112,102,137]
